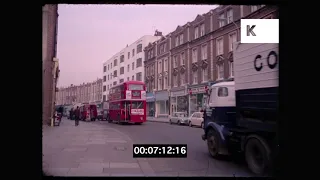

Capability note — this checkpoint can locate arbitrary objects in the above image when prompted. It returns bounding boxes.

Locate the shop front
[188,84,209,115]
[146,92,155,117]
[155,90,169,117]
[170,86,189,116]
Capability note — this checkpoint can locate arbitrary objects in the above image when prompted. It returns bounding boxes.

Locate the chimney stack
[154,30,162,36]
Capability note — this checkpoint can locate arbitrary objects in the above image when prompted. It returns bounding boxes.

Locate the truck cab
[202,80,236,156]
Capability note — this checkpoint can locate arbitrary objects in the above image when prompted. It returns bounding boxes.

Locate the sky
[57,4,218,87]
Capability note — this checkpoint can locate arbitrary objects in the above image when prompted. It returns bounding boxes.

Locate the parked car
[97,109,103,120]
[188,112,204,128]
[169,112,189,125]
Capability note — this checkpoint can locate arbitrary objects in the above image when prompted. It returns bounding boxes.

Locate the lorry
[202,42,278,175]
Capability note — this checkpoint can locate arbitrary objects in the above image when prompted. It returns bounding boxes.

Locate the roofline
[104,35,159,63]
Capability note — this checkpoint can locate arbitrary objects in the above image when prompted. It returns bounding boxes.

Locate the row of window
[159,43,167,54]
[147,61,233,91]
[62,87,102,95]
[177,61,233,85]
[173,9,232,49]
[155,59,169,74]
[154,5,265,52]
[146,58,171,77]
[147,41,168,59]
[145,31,236,77]
[58,93,102,102]
[156,76,169,91]
[146,64,155,77]
[103,58,143,82]
[175,22,206,48]
[103,44,143,72]
[175,31,237,67]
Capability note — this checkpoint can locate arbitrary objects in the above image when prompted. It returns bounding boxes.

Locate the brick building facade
[144,5,278,117]
[42,4,59,126]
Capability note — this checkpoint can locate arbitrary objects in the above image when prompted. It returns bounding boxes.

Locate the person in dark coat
[70,108,73,120]
[58,106,64,119]
[75,106,80,126]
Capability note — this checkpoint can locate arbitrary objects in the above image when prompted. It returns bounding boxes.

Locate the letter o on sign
[267,51,278,69]
[254,55,263,71]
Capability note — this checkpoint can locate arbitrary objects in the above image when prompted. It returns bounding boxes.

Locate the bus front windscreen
[131,101,143,109]
[128,84,144,90]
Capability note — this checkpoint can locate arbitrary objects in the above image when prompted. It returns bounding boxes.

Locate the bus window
[131,101,143,109]
[128,84,144,90]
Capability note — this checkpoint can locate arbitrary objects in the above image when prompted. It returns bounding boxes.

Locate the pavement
[43,117,254,177]
[147,117,169,123]
[42,118,156,176]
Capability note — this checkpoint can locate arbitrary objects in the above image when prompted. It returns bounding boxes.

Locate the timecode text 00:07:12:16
[132,144,188,158]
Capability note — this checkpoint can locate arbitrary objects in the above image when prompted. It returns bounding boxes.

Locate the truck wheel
[245,137,271,175]
[206,129,220,158]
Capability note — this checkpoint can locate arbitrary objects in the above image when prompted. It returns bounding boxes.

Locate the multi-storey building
[102,34,162,102]
[56,78,103,105]
[144,41,157,116]
[145,32,171,117]
[43,4,59,126]
[144,5,278,117]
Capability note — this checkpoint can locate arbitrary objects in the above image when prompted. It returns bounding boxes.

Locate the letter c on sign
[267,51,278,69]
[254,55,263,71]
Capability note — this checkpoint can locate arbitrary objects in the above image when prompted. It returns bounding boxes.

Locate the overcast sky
[57,4,218,87]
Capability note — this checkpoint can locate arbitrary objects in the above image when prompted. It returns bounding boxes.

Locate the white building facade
[102,35,161,101]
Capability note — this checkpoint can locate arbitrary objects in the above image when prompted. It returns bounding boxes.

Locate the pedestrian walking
[75,106,80,126]
[58,106,64,120]
[69,108,73,120]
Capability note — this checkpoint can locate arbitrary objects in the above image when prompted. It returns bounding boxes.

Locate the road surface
[42,118,254,176]
[97,120,254,177]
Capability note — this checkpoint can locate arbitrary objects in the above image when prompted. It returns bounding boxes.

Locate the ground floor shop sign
[146,92,155,102]
[188,85,208,115]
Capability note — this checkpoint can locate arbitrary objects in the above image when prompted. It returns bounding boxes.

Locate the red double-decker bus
[107,81,146,125]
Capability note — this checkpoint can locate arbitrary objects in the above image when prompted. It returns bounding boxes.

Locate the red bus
[107,81,146,125]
